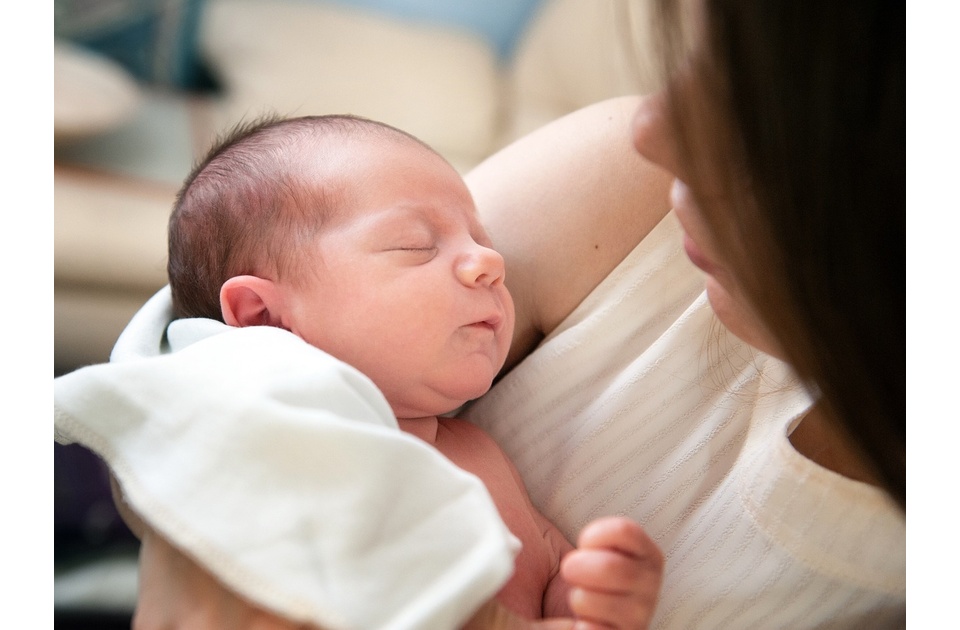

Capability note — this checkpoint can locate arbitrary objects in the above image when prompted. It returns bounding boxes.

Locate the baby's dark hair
[168,113,438,321]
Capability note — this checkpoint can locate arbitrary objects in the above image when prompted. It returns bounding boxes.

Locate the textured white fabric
[54,288,520,630]
[463,210,906,628]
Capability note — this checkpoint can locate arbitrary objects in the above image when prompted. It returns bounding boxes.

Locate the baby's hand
[559,516,663,630]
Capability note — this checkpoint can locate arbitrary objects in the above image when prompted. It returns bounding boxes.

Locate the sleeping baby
[163,112,663,626]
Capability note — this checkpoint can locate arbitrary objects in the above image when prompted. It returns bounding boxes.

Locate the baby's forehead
[290,131,438,185]
[299,121,432,155]
[298,127,456,183]
[273,121,467,218]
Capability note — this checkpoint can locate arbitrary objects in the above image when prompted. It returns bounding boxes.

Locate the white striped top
[462,210,905,628]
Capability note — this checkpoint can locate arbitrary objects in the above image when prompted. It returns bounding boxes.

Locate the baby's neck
[397,416,440,444]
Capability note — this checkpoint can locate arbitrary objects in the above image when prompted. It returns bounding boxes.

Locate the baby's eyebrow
[391,205,451,229]
[361,207,436,239]
[373,202,480,239]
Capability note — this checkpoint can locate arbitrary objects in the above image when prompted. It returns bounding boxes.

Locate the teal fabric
[323,0,546,58]
[53,0,546,89]
[54,0,214,91]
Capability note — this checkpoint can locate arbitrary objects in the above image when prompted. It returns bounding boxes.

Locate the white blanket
[54,287,520,630]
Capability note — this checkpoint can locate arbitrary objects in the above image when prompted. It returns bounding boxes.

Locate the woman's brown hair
[651,0,905,506]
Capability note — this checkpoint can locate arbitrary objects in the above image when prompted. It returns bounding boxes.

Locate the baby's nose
[457,245,505,287]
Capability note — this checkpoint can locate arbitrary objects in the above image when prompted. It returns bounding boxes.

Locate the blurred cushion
[200,0,502,171]
[54,167,173,291]
[501,0,661,144]
[54,41,143,143]
[54,0,211,91]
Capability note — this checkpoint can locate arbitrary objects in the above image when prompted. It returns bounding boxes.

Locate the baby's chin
[452,372,498,404]
[396,377,495,419]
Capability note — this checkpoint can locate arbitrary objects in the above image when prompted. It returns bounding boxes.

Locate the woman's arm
[133,528,314,630]
[133,527,576,630]
[466,96,673,371]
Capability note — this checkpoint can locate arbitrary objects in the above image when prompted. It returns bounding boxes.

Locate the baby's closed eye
[386,244,438,263]
[393,245,436,252]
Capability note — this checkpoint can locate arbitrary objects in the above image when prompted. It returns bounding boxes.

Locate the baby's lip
[469,313,502,332]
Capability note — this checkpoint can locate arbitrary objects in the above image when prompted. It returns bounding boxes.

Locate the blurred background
[53,0,658,626]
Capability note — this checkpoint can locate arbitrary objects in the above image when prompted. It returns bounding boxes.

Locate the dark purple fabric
[55,443,137,561]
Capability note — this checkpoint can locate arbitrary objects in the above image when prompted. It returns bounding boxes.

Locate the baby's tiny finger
[578,517,661,564]
[568,587,655,630]
[561,549,647,592]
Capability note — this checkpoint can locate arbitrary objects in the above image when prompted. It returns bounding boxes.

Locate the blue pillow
[54,0,214,91]
[324,0,546,59]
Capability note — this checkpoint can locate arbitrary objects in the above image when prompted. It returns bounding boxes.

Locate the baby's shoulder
[437,417,508,457]
[438,416,494,440]
[436,417,528,496]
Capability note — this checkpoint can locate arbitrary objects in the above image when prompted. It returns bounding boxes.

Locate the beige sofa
[54,0,658,374]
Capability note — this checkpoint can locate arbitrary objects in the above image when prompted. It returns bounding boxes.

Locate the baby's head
[169,114,515,417]
[170,114,432,321]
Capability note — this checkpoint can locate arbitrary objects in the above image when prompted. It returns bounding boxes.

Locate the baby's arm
[559,517,663,630]
[456,421,661,626]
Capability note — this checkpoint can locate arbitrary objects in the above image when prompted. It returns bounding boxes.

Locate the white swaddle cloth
[54,288,520,630]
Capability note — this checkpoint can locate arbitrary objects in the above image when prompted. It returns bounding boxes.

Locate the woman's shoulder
[466,97,673,370]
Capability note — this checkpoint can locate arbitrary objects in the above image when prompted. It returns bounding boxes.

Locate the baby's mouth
[468,314,501,333]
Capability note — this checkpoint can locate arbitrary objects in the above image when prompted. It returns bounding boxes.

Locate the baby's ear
[220,276,285,328]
